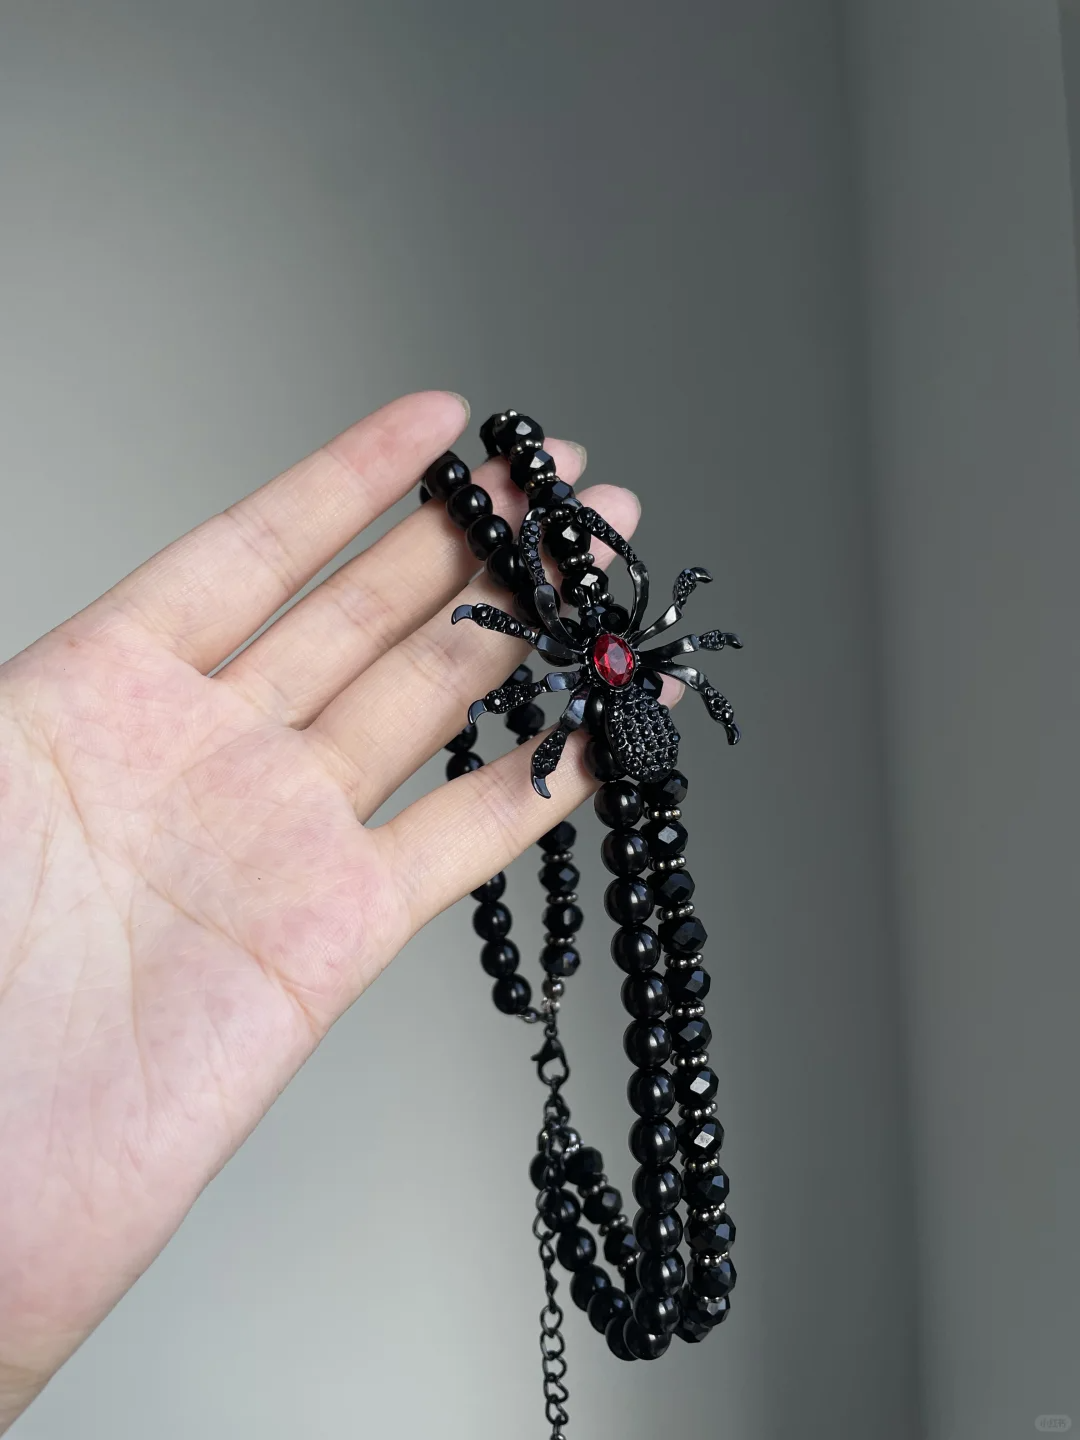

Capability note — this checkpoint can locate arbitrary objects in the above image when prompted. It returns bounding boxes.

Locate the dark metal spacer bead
[650,856,687,874]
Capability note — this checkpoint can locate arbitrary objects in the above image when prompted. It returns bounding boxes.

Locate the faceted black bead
[632,1164,682,1212]
[604,878,653,928]
[688,1210,736,1253]
[642,770,688,807]
[588,1285,629,1335]
[633,1209,683,1254]
[445,725,478,754]
[533,478,579,511]
[422,452,471,500]
[620,972,669,1020]
[650,868,696,907]
[627,1068,675,1119]
[683,1165,730,1209]
[602,830,649,876]
[470,873,506,902]
[684,1292,732,1329]
[660,915,707,957]
[466,513,512,560]
[564,1145,604,1187]
[585,738,625,782]
[594,780,644,829]
[509,663,533,685]
[582,1183,623,1226]
[563,566,611,608]
[543,902,584,938]
[610,926,660,973]
[604,1314,636,1361]
[632,1290,680,1334]
[570,1264,610,1312]
[629,1118,678,1165]
[495,413,544,456]
[636,1250,684,1296]
[602,1223,639,1269]
[541,1188,581,1231]
[677,1115,724,1161]
[666,963,711,1005]
[492,974,531,1014]
[539,821,576,852]
[485,543,527,592]
[623,1020,672,1069]
[446,751,483,779]
[689,1254,736,1298]
[675,1315,710,1344]
[506,701,545,737]
[643,817,688,858]
[418,485,431,503]
[480,940,519,978]
[510,445,557,490]
[673,1063,719,1107]
[446,483,493,528]
[539,860,579,895]
[479,413,505,458]
[556,1227,598,1273]
[671,1014,712,1054]
[623,1317,672,1361]
[621,1262,642,1297]
[545,516,590,562]
[540,943,580,977]
[473,901,512,941]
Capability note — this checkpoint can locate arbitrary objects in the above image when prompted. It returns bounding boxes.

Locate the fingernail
[568,441,588,471]
[446,392,471,424]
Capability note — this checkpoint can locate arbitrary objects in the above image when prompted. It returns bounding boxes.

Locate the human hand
[0,391,639,1429]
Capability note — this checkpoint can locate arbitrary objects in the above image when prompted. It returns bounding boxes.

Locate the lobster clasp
[532,1033,570,1089]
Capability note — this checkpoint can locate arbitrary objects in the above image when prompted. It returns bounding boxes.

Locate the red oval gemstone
[593,633,635,687]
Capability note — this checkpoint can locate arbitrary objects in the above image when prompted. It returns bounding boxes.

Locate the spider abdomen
[606,688,680,783]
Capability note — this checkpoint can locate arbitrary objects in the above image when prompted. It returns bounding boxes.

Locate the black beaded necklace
[421,411,741,1437]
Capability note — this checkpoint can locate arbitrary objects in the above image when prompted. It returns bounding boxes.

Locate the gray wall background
[0,2,1074,1437]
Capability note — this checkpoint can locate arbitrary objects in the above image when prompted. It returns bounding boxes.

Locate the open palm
[0,391,638,1429]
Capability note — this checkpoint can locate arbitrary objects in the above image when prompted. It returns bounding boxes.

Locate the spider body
[452,504,741,798]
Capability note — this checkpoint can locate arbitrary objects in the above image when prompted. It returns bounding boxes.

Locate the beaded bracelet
[421,411,741,1437]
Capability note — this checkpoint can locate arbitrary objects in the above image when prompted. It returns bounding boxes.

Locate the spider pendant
[452,504,742,798]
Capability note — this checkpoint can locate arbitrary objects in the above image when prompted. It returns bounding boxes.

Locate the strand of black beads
[642,770,737,1343]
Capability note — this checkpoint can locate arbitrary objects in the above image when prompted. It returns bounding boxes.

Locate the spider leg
[451,602,582,664]
[650,661,741,745]
[467,669,585,724]
[638,628,743,666]
[531,687,590,799]
[633,567,713,644]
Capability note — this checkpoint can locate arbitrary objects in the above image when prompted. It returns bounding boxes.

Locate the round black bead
[545,515,591,562]
[629,1118,678,1165]
[446,483,493,528]
[636,1250,685,1296]
[688,1210,736,1252]
[541,1188,581,1231]
[642,770,688,807]
[602,830,649,876]
[445,725,478,754]
[623,1318,671,1361]
[539,821,576,853]
[446,751,483,779]
[543,902,584,938]
[485,543,527,592]
[585,738,625,782]
[582,1185,623,1226]
[569,1264,610,1312]
[594,780,643,829]
[422,452,471,500]
[621,1263,642,1297]
[418,485,431,503]
[529,1151,548,1189]
[506,702,545,737]
[473,901,512,941]
[678,1115,724,1161]
[670,1014,712,1055]
[466,513,512,560]
[623,1020,672,1069]
[689,1254,736,1298]
[540,943,581,977]
[495,413,544,455]
[539,860,579,895]
[683,1165,730,1209]
[633,1209,683,1255]
[492,974,531,1014]
[620,972,669,1020]
[643,817,688,858]
[510,445,556,490]
[564,1145,603,1187]
[604,878,654,927]
[610,927,659,974]
[627,1068,675,1119]
[604,1314,635,1361]
[650,868,696,907]
[660,915,707,957]
[632,1164,682,1212]
[480,940,519,978]
[632,1290,680,1334]
[666,963,711,1005]
[556,1227,597,1273]
[602,1223,638,1269]
[673,1063,719,1107]
[588,1285,629,1335]
[470,873,506,902]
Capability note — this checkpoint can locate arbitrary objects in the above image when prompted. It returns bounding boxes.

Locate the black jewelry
[423,411,741,1435]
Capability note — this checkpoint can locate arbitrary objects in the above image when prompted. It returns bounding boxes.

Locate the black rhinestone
[539,821,576,853]
[678,1115,724,1161]
[604,1314,636,1361]
[495,413,543,455]
[623,1021,672,1069]
[666,963,711,1004]
[582,1184,623,1225]
[650,869,696,907]
[602,830,649,876]
[673,1064,719,1107]
[643,817,688,858]
[623,1317,671,1361]
[466,513,512,560]
[422,452,471,500]
[510,445,557,490]
[627,1068,675,1119]
[569,1264,610,1311]
[638,669,663,698]
[492,974,531,1014]
[472,901,511,941]
[595,780,643,829]
[585,738,625,782]
[636,1250,684,1296]
[610,926,660,974]
[485,543,526,592]
[632,1164,682,1212]
[629,1118,677,1165]
[539,860,579,894]
[633,1209,682,1254]
[602,1223,639,1268]
[446,483,493,528]
[446,751,483,779]
[688,1211,736,1252]
[683,1166,730,1209]
[671,1014,712,1054]
[470,873,506,902]
[541,1189,581,1231]
[540,943,580,978]
[564,1145,603,1187]
[660,914,707,957]
[620,972,669,1020]
[689,1254,736,1298]
[604,877,653,927]
[480,940,519,977]
[445,725,478,754]
[543,902,584,938]
[545,517,590,562]
[588,1286,629,1335]
[642,770,688,807]
[506,701,545,737]
[556,1227,597,1273]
